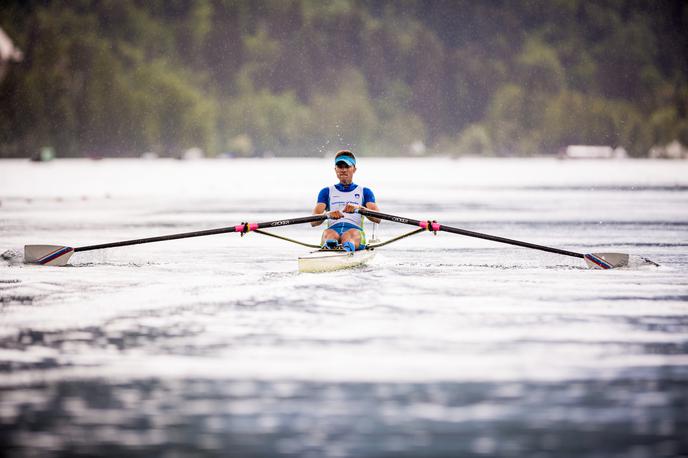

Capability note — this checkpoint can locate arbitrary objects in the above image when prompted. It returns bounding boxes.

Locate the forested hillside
[1,0,686,157]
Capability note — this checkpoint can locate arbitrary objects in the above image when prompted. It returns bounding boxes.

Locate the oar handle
[357,208,585,259]
[74,214,327,253]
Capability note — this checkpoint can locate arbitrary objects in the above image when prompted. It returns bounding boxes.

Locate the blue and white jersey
[317,183,375,230]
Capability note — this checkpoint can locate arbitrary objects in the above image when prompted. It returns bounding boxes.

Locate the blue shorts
[326,223,366,249]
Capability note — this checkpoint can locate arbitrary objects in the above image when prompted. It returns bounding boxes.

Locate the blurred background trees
[0,0,686,158]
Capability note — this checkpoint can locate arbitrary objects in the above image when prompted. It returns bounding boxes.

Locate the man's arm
[342,202,381,223]
[362,187,380,223]
[364,202,381,223]
[344,187,381,223]
[312,202,343,226]
[311,203,327,226]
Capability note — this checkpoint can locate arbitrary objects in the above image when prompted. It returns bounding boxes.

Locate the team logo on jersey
[355,193,360,198]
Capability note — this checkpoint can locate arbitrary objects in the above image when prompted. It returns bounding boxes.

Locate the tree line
[1,0,686,158]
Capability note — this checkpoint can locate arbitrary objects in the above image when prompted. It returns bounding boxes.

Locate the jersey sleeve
[362,187,375,205]
[317,187,329,210]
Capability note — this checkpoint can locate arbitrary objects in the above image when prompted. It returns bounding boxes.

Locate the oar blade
[584,252,630,269]
[24,245,74,266]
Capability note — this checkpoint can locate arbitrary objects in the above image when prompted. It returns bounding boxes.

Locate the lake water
[1,158,687,457]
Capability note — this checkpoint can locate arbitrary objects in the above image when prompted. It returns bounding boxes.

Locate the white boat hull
[298,249,375,273]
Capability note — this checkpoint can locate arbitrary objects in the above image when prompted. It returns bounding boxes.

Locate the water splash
[1,248,23,265]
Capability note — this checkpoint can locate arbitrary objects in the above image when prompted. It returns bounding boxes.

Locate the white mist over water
[1,158,687,457]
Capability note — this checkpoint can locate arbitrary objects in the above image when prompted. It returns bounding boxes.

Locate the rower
[311,150,381,251]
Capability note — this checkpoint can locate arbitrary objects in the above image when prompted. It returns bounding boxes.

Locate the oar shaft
[74,214,327,253]
[357,208,584,259]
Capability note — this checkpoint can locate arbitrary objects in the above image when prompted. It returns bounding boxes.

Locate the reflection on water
[2,377,686,458]
[1,293,687,457]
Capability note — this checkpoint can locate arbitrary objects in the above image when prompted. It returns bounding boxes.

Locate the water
[1,158,687,457]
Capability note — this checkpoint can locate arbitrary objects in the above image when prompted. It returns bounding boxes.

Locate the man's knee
[341,229,361,243]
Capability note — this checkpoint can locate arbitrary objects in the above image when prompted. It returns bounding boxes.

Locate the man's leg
[340,229,362,251]
[321,229,341,249]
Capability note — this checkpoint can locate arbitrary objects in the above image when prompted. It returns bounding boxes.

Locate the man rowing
[312,150,381,251]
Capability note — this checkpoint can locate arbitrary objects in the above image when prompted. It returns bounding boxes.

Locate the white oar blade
[584,252,630,269]
[24,245,74,266]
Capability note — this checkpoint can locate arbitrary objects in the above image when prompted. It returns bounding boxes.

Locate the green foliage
[222,70,310,154]
[516,38,565,95]
[130,60,218,154]
[455,124,493,157]
[374,112,426,155]
[307,68,378,153]
[486,84,529,155]
[0,0,686,157]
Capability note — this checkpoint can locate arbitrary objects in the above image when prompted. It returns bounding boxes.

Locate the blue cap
[335,155,356,167]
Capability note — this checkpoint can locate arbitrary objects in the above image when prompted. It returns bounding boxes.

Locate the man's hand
[328,210,344,219]
[343,203,360,213]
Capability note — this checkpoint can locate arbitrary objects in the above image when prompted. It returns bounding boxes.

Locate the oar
[356,208,657,269]
[24,214,328,266]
